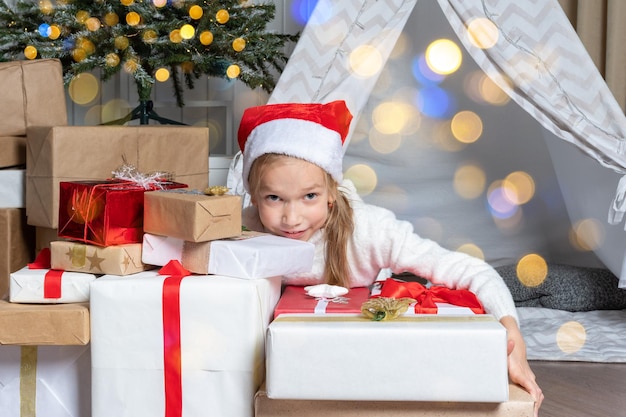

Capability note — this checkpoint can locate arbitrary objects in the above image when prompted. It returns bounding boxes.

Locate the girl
[237,100,543,415]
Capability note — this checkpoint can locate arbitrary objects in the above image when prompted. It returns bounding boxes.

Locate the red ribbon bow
[160,260,191,417]
[28,248,63,299]
[375,278,485,314]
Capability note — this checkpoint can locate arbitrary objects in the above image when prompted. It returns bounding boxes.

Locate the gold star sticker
[86,249,105,272]
[122,254,132,272]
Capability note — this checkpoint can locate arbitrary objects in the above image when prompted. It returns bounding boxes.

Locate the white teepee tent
[229,0,626,288]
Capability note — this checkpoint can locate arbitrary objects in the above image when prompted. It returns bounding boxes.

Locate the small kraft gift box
[51,240,151,276]
[58,179,186,246]
[90,262,281,417]
[144,189,242,242]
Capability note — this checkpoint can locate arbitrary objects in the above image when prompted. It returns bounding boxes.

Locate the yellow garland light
[120,0,134,6]
[226,64,240,78]
[189,5,203,19]
[232,37,246,52]
[180,24,195,40]
[72,48,87,62]
[153,0,167,7]
[126,11,141,26]
[39,0,54,14]
[80,38,96,55]
[199,30,213,45]
[24,45,37,60]
[216,9,229,24]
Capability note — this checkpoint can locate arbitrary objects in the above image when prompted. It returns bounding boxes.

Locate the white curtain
[228,0,626,285]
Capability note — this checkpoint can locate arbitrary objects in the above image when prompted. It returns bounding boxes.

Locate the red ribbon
[160,260,191,417]
[375,278,485,314]
[28,249,63,299]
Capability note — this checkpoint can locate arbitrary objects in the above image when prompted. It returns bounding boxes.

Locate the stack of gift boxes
[1,59,534,417]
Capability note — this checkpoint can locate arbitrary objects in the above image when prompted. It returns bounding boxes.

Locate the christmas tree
[0,0,299,111]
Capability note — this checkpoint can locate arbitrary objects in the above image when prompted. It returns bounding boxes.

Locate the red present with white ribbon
[9,249,96,303]
[90,261,281,417]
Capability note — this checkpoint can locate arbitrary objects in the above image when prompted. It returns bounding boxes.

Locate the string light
[216,9,229,24]
[232,37,246,52]
[24,45,37,59]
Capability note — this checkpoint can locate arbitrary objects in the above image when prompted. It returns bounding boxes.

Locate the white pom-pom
[304,284,349,299]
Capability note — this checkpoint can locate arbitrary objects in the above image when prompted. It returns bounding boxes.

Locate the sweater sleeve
[347,185,519,322]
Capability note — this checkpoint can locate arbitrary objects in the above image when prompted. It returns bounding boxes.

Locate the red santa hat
[237,100,353,191]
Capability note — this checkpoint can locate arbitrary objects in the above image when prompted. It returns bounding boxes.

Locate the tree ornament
[216,9,229,24]
[114,35,129,50]
[226,64,240,78]
[169,29,183,43]
[86,17,100,31]
[232,37,246,52]
[49,25,61,40]
[120,0,134,6]
[105,53,120,67]
[23,45,37,59]
[104,12,119,26]
[189,5,203,19]
[199,30,213,45]
[126,11,140,26]
[180,23,195,39]
[75,10,89,24]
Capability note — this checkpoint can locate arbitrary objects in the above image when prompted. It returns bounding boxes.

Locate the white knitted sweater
[243,180,518,322]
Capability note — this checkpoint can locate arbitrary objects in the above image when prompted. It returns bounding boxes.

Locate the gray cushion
[496,263,626,312]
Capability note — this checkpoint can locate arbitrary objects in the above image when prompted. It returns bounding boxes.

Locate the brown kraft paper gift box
[144,190,241,242]
[26,125,209,228]
[0,59,68,138]
[0,136,28,168]
[0,300,90,345]
[0,208,35,300]
[254,384,535,417]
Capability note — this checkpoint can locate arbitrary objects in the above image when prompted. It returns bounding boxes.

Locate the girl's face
[252,156,332,241]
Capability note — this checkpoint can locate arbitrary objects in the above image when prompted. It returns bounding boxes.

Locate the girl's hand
[500,316,544,417]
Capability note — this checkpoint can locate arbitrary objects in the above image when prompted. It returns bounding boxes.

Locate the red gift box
[273,285,371,319]
[58,179,186,246]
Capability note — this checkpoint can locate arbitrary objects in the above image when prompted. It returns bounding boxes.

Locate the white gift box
[0,169,25,208]
[90,269,281,417]
[0,344,91,417]
[266,314,509,402]
[9,266,97,303]
[142,232,315,279]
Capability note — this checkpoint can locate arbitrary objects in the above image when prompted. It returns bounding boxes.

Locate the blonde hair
[248,153,354,287]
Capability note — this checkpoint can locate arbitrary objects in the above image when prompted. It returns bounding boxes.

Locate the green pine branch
[0,0,299,106]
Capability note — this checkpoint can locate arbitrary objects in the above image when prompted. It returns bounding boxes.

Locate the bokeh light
[454,164,486,199]
[502,171,535,205]
[516,253,548,287]
[200,31,214,45]
[105,52,120,67]
[68,72,99,105]
[126,11,141,26]
[368,128,402,155]
[479,75,510,105]
[180,24,195,40]
[450,110,482,143]
[412,54,445,85]
[104,12,119,26]
[75,10,89,24]
[86,17,101,31]
[153,0,167,7]
[349,44,384,78]
[425,38,462,75]
[169,29,183,43]
[372,101,420,135]
[570,218,605,251]
[226,64,240,78]
[155,67,170,82]
[556,321,586,354]
[121,0,134,6]
[39,0,54,14]
[38,23,51,37]
[487,180,519,219]
[143,29,158,43]
[345,164,377,196]
[290,0,318,25]
[456,243,485,260]
[415,85,455,118]
[216,9,229,24]
[24,45,37,60]
[115,35,129,50]
[232,37,246,52]
[102,98,131,124]
[466,17,499,49]
[49,25,61,40]
[189,5,203,19]
[493,206,524,233]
